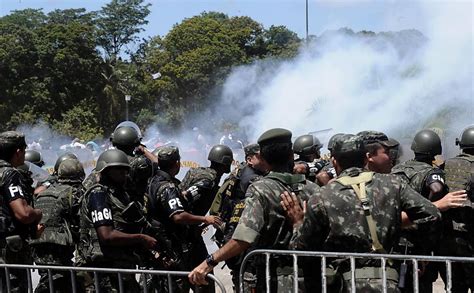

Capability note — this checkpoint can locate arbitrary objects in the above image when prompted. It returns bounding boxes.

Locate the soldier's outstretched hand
[435,190,467,212]
[280,191,306,227]
[204,215,223,229]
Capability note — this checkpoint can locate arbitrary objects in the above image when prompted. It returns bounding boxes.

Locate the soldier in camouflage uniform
[189,128,320,292]
[442,126,474,292]
[391,129,466,292]
[78,149,157,292]
[146,146,222,292]
[282,134,441,292]
[357,131,398,174]
[31,158,85,293]
[209,143,266,291]
[35,153,78,196]
[0,131,43,293]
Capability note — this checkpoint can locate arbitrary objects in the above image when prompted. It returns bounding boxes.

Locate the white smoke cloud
[214,0,473,156]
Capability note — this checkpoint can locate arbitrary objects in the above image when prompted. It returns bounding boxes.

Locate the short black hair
[260,143,293,167]
[333,150,366,170]
[365,142,383,155]
[0,143,23,162]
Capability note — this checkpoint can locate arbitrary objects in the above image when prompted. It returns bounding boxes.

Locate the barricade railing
[239,249,474,293]
[0,264,227,293]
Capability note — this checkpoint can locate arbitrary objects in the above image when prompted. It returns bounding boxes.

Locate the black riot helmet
[95,149,130,173]
[25,150,44,167]
[115,121,143,139]
[293,134,322,157]
[411,129,442,156]
[110,126,141,152]
[58,158,85,181]
[208,144,233,172]
[456,125,474,150]
[54,153,78,174]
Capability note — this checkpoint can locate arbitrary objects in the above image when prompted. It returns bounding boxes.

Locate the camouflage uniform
[232,171,320,292]
[209,161,263,292]
[291,135,441,293]
[31,159,84,293]
[292,166,440,292]
[443,153,474,291]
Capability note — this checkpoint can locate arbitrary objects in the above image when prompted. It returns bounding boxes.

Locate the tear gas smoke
[209,1,472,158]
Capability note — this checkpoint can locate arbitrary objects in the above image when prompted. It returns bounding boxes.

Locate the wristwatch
[206,253,218,267]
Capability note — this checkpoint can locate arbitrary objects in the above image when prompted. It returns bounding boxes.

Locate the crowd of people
[0,121,473,293]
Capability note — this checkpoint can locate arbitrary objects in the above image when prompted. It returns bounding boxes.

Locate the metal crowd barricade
[239,249,474,293]
[0,264,227,293]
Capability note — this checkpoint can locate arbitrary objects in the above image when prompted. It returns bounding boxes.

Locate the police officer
[282,134,441,292]
[392,129,467,292]
[180,144,234,216]
[31,158,85,293]
[188,128,320,292]
[209,143,266,291]
[180,145,233,293]
[293,134,327,183]
[316,133,344,186]
[443,125,474,292]
[0,131,43,292]
[147,146,222,291]
[35,152,78,195]
[83,125,156,205]
[25,150,45,167]
[78,149,157,292]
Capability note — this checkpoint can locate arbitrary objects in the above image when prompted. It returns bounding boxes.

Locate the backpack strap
[337,172,386,254]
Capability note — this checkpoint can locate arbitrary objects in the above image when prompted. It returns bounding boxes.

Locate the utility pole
[306,0,309,40]
[125,95,131,120]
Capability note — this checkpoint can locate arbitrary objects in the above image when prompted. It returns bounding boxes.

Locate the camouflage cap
[257,128,292,146]
[332,134,365,155]
[157,146,180,162]
[356,130,398,148]
[244,143,260,157]
[0,131,27,148]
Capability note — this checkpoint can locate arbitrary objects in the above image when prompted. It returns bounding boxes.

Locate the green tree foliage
[96,0,151,58]
[0,3,302,139]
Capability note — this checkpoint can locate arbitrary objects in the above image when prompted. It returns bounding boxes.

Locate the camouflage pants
[32,243,76,293]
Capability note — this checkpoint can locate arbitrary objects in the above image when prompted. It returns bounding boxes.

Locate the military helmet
[25,150,44,167]
[111,126,140,147]
[95,149,130,173]
[293,134,322,156]
[115,121,143,139]
[54,153,78,173]
[456,125,474,149]
[58,158,85,181]
[208,145,233,166]
[411,129,442,156]
[327,133,345,151]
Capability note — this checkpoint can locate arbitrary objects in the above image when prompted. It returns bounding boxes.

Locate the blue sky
[1,0,432,39]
